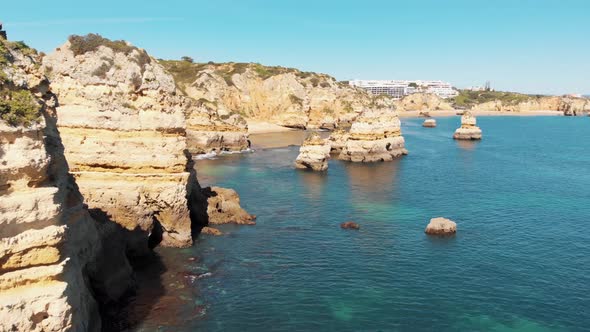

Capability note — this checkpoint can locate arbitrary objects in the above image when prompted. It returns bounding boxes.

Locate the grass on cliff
[450,90,539,108]
[68,34,151,68]
[0,89,41,126]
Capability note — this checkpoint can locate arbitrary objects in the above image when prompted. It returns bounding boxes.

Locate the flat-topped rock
[425,217,457,235]
[338,108,407,162]
[453,111,482,140]
[340,221,360,230]
[295,132,331,171]
[423,119,437,127]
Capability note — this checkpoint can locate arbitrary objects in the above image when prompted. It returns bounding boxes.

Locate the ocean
[131,116,590,332]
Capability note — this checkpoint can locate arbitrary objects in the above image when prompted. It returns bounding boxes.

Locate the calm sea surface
[134,116,590,332]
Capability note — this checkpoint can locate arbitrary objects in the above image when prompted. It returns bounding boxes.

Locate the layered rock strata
[0,39,133,332]
[453,111,482,140]
[295,132,331,171]
[338,109,407,162]
[202,186,256,225]
[394,93,454,112]
[160,61,396,130]
[43,37,204,253]
[327,129,349,155]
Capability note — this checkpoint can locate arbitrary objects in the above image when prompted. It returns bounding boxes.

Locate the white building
[349,79,458,99]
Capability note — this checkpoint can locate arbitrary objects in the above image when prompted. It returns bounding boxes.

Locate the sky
[2,0,589,95]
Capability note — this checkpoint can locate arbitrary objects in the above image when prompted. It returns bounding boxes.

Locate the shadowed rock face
[295,133,331,171]
[338,108,408,162]
[453,111,482,140]
[0,38,133,332]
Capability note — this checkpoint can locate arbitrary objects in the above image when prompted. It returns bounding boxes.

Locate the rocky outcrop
[423,119,436,127]
[327,129,349,155]
[469,95,590,116]
[202,186,256,225]
[338,108,407,162]
[425,217,457,235]
[160,61,395,130]
[340,221,360,230]
[1,38,133,332]
[395,93,454,112]
[42,36,207,254]
[453,111,482,140]
[295,132,331,171]
[200,226,223,236]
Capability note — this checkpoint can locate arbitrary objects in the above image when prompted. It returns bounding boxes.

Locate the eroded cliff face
[42,37,206,254]
[469,95,590,115]
[394,93,454,112]
[160,61,396,130]
[0,38,133,332]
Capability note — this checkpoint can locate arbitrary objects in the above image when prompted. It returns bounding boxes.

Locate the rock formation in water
[200,226,223,236]
[425,217,457,235]
[338,108,407,162]
[423,119,437,127]
[202,186,256,225]
[453,111,482,140]
[160,61,396,130]
[295,132,331,171]
[0,37,133,332]
[394,93,454,112]
[327,129,350,155]
[340,221,360,230]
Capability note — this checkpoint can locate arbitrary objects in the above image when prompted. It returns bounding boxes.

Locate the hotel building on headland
[349,80,459,99]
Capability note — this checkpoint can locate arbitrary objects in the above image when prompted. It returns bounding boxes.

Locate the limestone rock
[453,111,482,140]
[200,227,223,236]
[395,93,454,112]
[203,186,256,225]
[42,36,206,252]
[295,132,331,171]
[340,221,360,230]
[425,217,457,235]
[423,119,437,127]
[327,129,350,154]
[338,108,408,162]
[160,61,394,130]
[1,38,133,332]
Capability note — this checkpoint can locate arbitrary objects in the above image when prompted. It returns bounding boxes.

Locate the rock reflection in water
[342,159,401,203]
[296,169,328,200]
[456,139,479,151]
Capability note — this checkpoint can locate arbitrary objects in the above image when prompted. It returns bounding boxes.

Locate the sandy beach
[247,120,298,134]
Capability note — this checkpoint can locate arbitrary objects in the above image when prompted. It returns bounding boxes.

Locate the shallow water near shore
[137,116,589,331]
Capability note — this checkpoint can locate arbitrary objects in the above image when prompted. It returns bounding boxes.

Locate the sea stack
[327,129,350,155]
[295,132,331,171]
[338,108,407,162]
[453,111,482,140]
[423,119,437,127]
[425,217,457,235]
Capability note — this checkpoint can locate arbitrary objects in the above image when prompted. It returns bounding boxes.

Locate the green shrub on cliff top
[451,90,535,107]
[68,34,151,68]
[0,89,41,127]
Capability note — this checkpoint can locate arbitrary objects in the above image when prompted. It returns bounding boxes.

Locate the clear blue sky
[3,0,589,95]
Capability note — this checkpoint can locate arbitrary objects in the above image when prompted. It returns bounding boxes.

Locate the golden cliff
[1,37,133,332]
[160,61,396,130]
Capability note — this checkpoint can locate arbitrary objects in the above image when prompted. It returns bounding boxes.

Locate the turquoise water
[143,116,589,331]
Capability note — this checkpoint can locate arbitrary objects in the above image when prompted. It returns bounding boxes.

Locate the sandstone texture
[423,119,437,127]
[327,129,350,155]
[200,226,223,236]
[394,93,454,112]
[160,61,396,130]
[42,36,212,254]
[453,111,482,140]
[425,217,457,235]
[470,95,590,116]
[202,186,256,225]
[0,38,133,332]
[338,108,407,162]
[295,132,331,171]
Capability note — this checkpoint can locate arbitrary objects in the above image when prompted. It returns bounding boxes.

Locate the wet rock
[340,221,360,230]
[200,227,223,236]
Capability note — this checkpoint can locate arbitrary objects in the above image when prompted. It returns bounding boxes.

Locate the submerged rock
[338,108,408,162]
[295,132,331,171]
[423,119,437,127]
[340,221,360,230]
[453,111,482,140]
[200,227,223,236]
[425,217,457,235]
[203,186,256,225]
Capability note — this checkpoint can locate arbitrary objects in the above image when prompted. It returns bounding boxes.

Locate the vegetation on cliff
[449,90,540,108]
[68,33,151,68]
